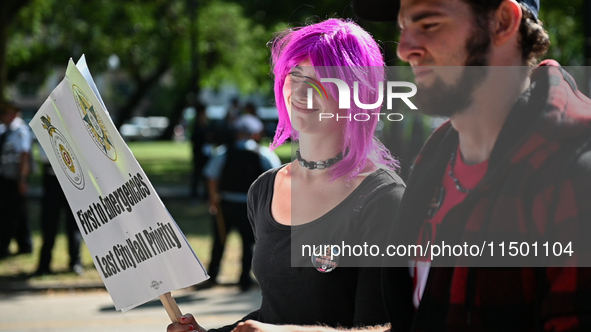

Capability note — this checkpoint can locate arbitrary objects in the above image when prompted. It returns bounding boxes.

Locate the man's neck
[451,68,531,165]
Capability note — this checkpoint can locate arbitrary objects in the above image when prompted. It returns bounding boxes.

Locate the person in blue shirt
[0,102,33,259]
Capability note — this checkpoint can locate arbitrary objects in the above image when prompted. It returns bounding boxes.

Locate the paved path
[0,286,261,332]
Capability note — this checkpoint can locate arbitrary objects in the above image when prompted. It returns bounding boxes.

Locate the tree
[5,0,272,137]
[540,0,585,66]
[4,0,588,136]
[158,0,272,138]
[0,0,32,104]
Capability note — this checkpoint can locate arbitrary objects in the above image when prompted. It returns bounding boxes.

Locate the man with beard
[227,0,591,331]
[376,0,591,330]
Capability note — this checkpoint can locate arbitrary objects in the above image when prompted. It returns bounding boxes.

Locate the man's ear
[491,0,522,46]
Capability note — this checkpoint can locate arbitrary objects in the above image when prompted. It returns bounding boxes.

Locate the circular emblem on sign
[72,84,117,161]
[59,144,74,172]
[41,116,85,190]
[311,244,339,273]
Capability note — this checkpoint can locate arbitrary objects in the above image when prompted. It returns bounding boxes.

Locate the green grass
[127,141,193,186]
[1,139,294,289]
[127,139,293,185]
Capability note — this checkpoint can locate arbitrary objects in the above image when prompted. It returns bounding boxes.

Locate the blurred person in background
[240,103,263,142]
[202,112,280,292]
[33,146,83,276]
[190,103,212,201]
[225,97,241,127]
[210,98,241,147]
[0,101,33,259]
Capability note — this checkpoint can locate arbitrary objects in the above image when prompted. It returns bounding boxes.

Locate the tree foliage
[539,0,585,66]
[0,0,33,103]
[5,0,272,132]
[2,0,588,135]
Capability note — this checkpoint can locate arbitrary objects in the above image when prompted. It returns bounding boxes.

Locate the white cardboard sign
[29,56,208,312]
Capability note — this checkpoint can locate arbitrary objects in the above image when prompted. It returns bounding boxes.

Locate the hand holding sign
[166,313,206,332]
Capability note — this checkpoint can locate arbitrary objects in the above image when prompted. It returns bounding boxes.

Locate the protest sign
[29,56,208,313]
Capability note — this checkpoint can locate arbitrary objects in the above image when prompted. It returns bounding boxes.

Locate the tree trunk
[159,0,199,140]
[0,18,8,105]
[158,78,197,140]
[114,61,170,129]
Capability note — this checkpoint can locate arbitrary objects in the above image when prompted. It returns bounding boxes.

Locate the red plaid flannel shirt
[384,61,591,331]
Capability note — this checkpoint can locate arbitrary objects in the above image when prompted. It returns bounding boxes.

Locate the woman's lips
[291,102,318,114]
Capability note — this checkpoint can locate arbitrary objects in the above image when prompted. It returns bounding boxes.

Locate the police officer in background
[33,147,83,276]
[0,102,33,259]
[203,110,281,291]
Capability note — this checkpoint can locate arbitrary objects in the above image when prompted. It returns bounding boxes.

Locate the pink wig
[269,18,398,179]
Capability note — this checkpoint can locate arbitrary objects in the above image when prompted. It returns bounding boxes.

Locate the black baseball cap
[353,0,540,22]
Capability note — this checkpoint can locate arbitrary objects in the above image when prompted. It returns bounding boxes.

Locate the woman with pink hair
[168,18,404,332]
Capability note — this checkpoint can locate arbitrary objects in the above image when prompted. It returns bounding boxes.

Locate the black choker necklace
[296,149,343,170]
[448,147,471,194]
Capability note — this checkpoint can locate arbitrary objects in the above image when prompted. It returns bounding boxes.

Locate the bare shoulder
[275,163,292,184]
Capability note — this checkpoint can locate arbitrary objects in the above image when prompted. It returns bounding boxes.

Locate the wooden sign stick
[159,292,183,323]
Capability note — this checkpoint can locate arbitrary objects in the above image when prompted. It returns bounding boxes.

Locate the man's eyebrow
[410,10,445,23]
[398,10,445,30]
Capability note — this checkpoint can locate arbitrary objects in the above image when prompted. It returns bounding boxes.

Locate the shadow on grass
[98,288,260,314]
[99,293,208,312]
[0,197,215,284]
[0,274,30,283]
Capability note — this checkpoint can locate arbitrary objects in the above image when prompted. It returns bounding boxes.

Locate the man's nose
[396,30,425,64]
